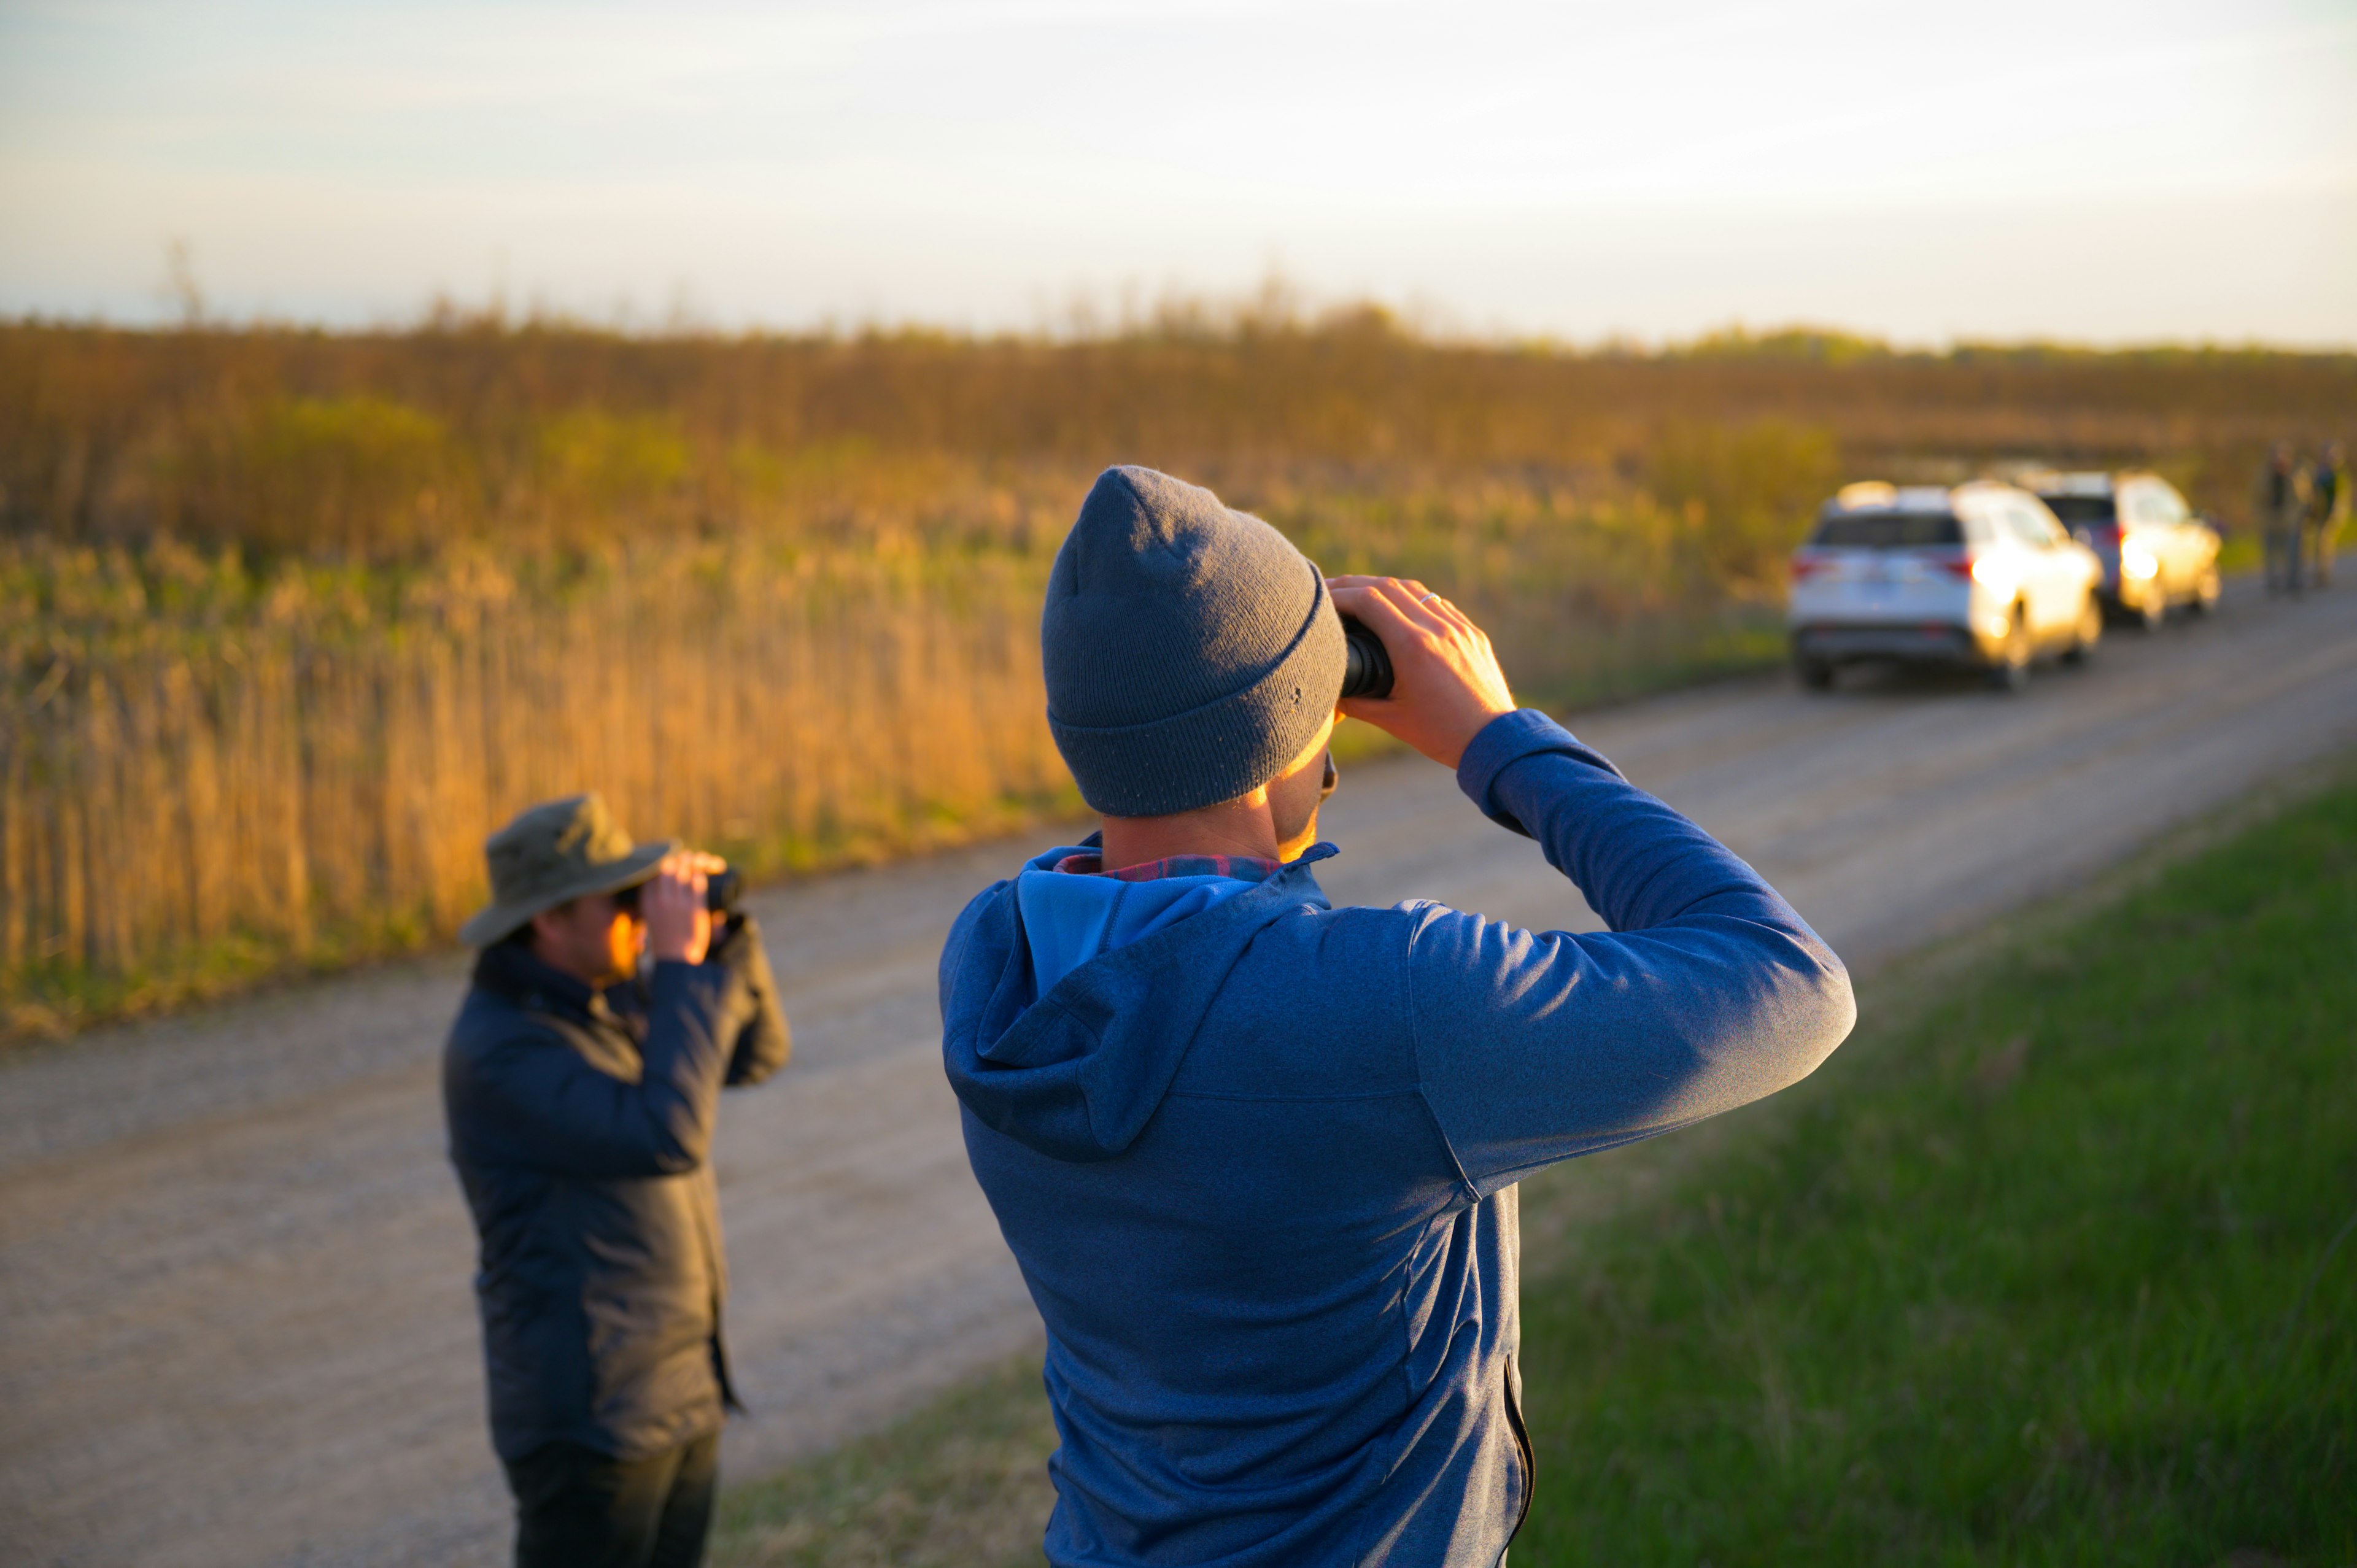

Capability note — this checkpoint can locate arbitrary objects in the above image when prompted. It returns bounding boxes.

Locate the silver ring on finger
[1418,592,1439,604]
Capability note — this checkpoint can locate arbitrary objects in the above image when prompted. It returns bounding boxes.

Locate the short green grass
[1517,778,2357,1566]
[713,1350,1057,1568]
[711,772,2357,1568]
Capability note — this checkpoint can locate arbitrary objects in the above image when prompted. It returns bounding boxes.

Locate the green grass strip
[714,1351,1057,1568]
[1515,778,2357,1565]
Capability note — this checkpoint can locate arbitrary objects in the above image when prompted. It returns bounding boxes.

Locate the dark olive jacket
[443,917,790,1462]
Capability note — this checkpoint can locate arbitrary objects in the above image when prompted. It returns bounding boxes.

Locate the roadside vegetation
[710,767,2357,1567]
[1513,776,2357,1563]
[3,312,2350,1034]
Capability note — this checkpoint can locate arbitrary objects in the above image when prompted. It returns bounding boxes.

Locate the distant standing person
[2259,442,2307,597]
[941,467,1854,1565]
[2310,441,2347,589]
[444,794,791,1568]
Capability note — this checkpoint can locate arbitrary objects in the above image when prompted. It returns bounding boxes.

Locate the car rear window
[1810,512,1964,548]
[2040,495,2117,525]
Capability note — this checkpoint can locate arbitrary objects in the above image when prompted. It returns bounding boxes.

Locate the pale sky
[3,0,2353,345]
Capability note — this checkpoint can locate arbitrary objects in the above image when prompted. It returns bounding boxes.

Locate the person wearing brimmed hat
[443,793,789,1568]
[940,466,1854,1567]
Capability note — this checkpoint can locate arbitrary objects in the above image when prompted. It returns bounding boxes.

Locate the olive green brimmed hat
[459,792,676,947]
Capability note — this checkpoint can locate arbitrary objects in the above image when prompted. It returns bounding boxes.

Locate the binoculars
[1339,616,1394,701]
[705,868,744,916]
[617,868,743,917]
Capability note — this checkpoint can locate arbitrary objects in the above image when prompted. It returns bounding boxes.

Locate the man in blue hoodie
[942,466,1856,1566]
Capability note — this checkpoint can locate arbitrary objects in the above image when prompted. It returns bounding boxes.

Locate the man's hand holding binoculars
[1328,576,1516,769]
[644,851,730,965]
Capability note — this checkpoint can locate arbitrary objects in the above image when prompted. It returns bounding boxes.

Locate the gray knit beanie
[1042,466,1347,818]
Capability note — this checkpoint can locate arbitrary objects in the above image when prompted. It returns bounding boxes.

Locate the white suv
[1788,481,2105,692]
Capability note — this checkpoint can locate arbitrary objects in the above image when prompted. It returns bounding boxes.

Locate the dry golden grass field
[2,315,2350,1033]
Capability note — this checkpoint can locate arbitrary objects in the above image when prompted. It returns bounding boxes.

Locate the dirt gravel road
[5,578,2355,1567]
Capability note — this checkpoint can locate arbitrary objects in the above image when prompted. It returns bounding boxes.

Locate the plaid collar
[1051,851,1285,884]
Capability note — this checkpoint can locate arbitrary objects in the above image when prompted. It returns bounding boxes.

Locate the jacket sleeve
[1407,709,1856,1198]
[713,913,792,1086]
[459,960,738,1179]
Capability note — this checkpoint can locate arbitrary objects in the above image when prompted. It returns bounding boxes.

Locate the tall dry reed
[1,533,1066,1032]
[0,457,1801,1033]
[4,315,2349,1033]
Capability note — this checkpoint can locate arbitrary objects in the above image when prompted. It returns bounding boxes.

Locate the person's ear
[527,897,578,944]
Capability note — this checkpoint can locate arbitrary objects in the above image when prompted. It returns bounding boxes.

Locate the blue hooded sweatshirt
[940,711,1856,1567]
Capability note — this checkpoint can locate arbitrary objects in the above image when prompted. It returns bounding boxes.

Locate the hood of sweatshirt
[940,840,1338,1164]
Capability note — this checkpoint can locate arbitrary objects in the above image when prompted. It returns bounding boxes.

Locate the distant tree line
[2,316,2347,558]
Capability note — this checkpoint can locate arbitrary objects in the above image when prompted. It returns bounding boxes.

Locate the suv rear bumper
[2097,578,2165,614]
[1792,622,1979,665]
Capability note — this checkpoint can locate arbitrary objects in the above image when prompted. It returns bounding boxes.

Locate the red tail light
[1936,555,1975,579]
[1789,555,1832,581]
